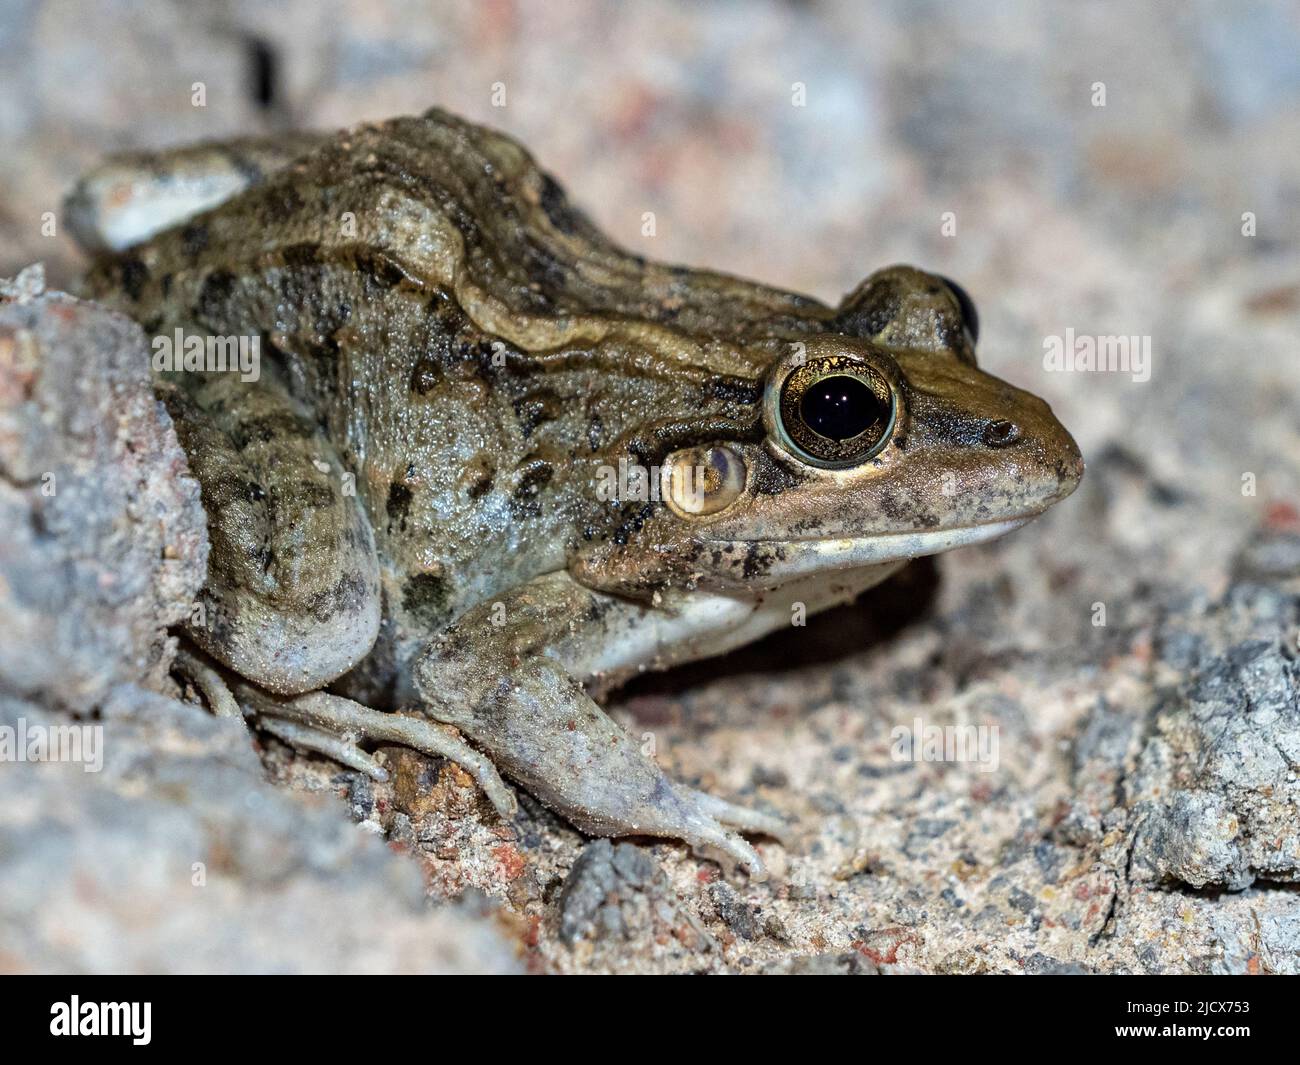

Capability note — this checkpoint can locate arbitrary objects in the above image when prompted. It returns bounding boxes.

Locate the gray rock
[558,839,674,945]
[1130,611,1300,890]
[0,691,522,973]
[0,266,206,709]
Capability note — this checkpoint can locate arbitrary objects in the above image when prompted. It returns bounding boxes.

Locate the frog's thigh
[412,574,783,877]
[161,376,381,694]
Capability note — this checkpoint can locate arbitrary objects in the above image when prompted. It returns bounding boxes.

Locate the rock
[1131,790,1251,891]
[1129,590,1300,891]
[0,690,522,973]
[708,882,760,941]
[0,267,206,710]
[558,839,669,945]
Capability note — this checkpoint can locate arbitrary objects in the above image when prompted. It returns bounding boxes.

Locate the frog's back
[83,108,832,347]
[78,109,826,695]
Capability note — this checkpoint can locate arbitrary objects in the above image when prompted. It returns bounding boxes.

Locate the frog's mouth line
[702,516,1033,575]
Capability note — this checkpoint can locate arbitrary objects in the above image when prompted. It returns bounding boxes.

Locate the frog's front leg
[167,371,518,815]
[413,574,788,877]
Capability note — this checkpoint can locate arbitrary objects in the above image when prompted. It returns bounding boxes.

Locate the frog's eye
[660,445,747,517]
[937,275,979,345]
[773,356,897,469]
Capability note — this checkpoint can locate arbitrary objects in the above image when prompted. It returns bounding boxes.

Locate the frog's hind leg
[160,374,382,696]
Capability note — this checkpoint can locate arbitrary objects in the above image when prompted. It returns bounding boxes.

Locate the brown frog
[71,108,1083,875]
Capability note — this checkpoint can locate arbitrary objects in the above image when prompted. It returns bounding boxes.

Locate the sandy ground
[1,0,1298,973]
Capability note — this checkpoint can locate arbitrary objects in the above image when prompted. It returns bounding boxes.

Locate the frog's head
[572,265,1083,595]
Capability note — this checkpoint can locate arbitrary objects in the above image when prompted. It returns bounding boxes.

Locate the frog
[69,107,1083,877]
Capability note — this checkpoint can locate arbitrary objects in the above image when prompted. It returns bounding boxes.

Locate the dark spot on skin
[293,480,338,510]
[587,414,604,452]
[583,596,615,626]
[232,411,311,448]
[244,481,266,503]
[386,482,412,525]
[539,172,582,235]
[181,223,209,258]
[510,458,553,518]
[466,469,494,499]
[355,248,409,289]
[262,182,305,221]
[750,455,806,495]
[930,313,964,351]
[197,268,237,324]
[160,273,173,299]
[401,571,452,628]
[410,356,440,395]
[118,255,149,301]
[877,491,908,523]
[610,501,656,546]
[702,376,764,405]
[924,404,996,448]
[306,573,368,624]
[281,242,321,268]
[518,243,568,304]
[741,542,770,580]
[302,336,341,403]
[513,392,560,438]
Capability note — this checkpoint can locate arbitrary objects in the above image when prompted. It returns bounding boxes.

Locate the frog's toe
[682,786,794,845]
[666,799,769,880]
[257,717,390,782]
[233,684,518,820]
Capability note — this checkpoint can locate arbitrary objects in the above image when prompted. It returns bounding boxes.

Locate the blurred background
[2,0,1298,973]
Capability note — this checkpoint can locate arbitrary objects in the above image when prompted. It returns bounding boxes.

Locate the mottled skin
[74,108,1082,874]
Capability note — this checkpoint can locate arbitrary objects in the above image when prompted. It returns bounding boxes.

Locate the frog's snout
[1009,397,1085,510]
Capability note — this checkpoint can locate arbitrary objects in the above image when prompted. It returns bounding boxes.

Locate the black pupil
[800,375,885,441]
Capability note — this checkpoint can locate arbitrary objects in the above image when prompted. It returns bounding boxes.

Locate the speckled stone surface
[1,0,1297,973]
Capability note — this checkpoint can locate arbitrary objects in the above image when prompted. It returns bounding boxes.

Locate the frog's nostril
[982,420,1020,448]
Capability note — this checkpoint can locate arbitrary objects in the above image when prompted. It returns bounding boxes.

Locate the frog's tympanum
[71,108,1082,875]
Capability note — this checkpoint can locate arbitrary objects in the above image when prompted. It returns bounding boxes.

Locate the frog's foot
[682,786,794,846]
[415,645,778,879]
[230,682,518,820]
